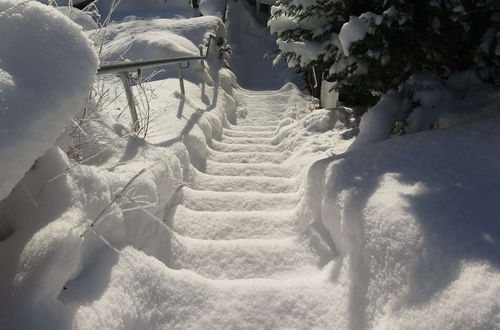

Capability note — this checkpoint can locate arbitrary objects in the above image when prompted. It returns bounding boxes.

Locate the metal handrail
[98,34,220,75]
[97,34,222,132]
[97,55,206,75]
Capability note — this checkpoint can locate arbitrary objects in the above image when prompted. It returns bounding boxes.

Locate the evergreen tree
[269,0,499,107]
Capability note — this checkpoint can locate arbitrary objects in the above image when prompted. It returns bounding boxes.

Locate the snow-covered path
[161,87,345,327]
[3,2,500,329]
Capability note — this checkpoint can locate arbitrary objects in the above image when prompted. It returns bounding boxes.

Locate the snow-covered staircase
[162,89,344,327]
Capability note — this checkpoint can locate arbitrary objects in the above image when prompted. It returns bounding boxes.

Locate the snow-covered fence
[97,34,223,132]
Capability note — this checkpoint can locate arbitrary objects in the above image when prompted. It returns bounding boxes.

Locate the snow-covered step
[181,187,300,211]
[220,136,273,144]
[168,205,300,240]
[208,150,288,164]
[212,140,276,153]
[190,171,297,193]
[171,235,327,279]
[226,125,276,132]
[206,161,295,177]
[142,263,346,330]
[222,129,275,138]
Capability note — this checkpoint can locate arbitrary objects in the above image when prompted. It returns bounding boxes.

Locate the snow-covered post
[307,66,321,99]
[178,63,186,95]
[320,79,339,108]
[120,72,140,132]
[256,1,261,21]
[199,45,205,69]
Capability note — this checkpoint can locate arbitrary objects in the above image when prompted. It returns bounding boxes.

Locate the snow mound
[92,15,225,49]
[349,92,409,150]
[0,0,98,201]
[309,115,500,328]
[90,16,225,83]
[92,16,224,75]
[351,72,500,149]
[100,30,199,62]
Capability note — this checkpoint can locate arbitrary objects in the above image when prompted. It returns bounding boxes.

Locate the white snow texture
[0,0,98,201]
[0,1,499,329]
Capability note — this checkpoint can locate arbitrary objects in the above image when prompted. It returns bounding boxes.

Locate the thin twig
[80,168,147,237]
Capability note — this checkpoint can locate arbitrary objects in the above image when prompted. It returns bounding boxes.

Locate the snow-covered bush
[269,0,499,121]
[0,0,98,201]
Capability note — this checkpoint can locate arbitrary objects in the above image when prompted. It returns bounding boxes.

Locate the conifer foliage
[269,0,500,106]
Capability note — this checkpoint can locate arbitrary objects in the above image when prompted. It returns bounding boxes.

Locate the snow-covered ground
[1,0,499,329]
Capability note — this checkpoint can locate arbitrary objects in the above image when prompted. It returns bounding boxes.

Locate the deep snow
[308,116,500,329]
[0,1,499,329]
[0,0,98,202]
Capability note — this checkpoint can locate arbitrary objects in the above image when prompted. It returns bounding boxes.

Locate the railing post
[199,46,205,69]
[97,35,223,129]
[312,64,318,89]
[178,63,185,95]
[120,72,140,132]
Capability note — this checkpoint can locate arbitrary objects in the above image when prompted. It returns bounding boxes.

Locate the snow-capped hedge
[0,0,98,201]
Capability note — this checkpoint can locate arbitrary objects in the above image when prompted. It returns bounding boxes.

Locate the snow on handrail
[96,34,222,132]
[97,34,220,74]
[97,55,206,75]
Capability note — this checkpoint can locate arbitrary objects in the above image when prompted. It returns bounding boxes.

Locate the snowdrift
[0,0,98,201]
[307,114,500,329]
[1,1,499,328]
[92,15,225,82]
[0,8,244,328]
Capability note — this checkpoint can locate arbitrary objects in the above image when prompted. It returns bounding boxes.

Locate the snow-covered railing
[97,34,222,132]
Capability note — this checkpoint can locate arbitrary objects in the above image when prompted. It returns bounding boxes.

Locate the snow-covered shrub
[0,0,98,201]
[336,1,498,99]
[269,0,499,119]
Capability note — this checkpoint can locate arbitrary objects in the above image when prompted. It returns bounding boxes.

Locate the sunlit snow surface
[0,1,499,329]
[312,118,500,329]
[0,0,98,201]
